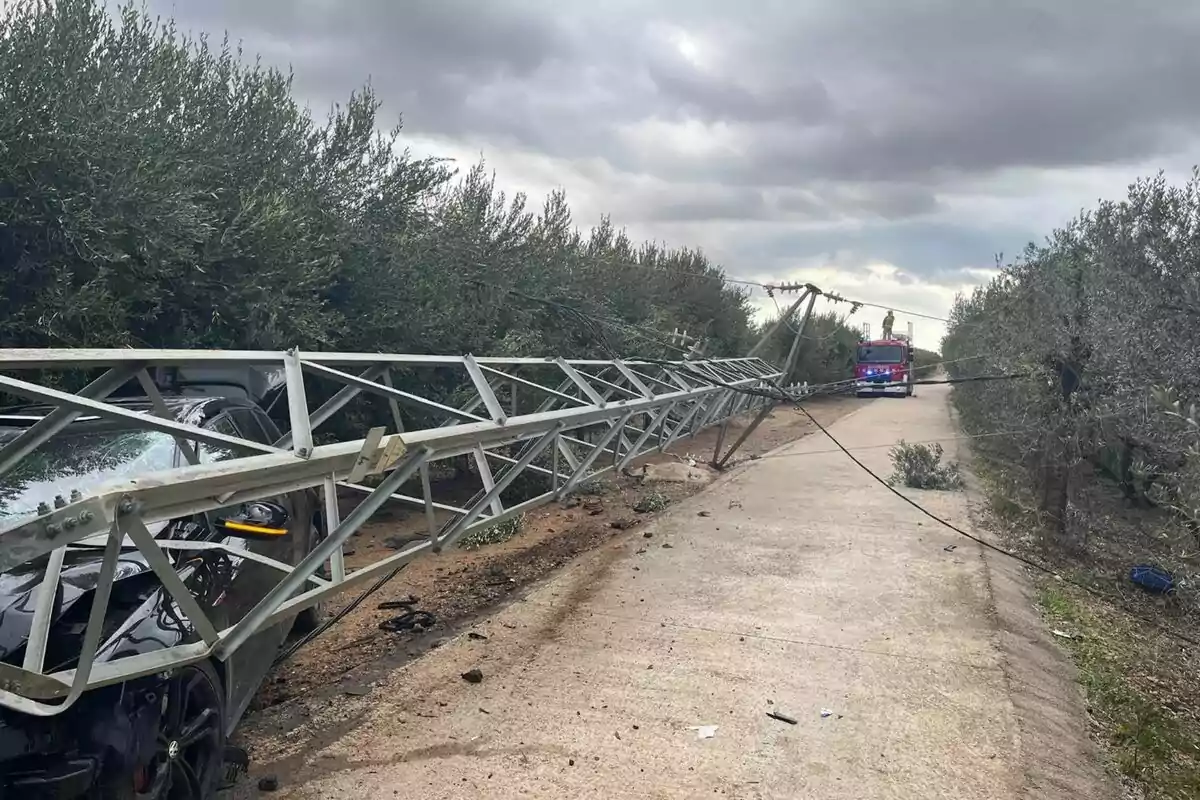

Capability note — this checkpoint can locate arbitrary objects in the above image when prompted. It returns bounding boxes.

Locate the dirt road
[232,386,1114,799]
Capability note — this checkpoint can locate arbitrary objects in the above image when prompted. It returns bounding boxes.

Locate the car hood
[0,545,155,662]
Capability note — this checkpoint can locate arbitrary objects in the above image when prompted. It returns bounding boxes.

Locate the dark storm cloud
[151,1,1200,186]
[149,0,575,139]
[634,181,942,223]
[775,185,943,222]
[140,1,1200,285]
[642,188,772,223]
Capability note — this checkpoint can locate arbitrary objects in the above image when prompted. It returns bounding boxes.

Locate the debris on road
[611,518,635,530]
[1130,564,1175,594]
[461,668,484,684]
[943,544,957,552]
[377,598,436,633]
[633,492,671,513]
[767,710,798,725]
[641,461,714,484]
[258,775,280,792]
[690,725,719,739]
[467,631,488,641]
[698,510,712,517]
[643,531,654,538]
[820,709,834,718]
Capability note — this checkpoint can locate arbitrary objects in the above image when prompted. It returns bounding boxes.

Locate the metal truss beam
[0,348,782,715]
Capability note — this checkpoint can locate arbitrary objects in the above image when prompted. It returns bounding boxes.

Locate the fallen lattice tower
[0,348,790,716]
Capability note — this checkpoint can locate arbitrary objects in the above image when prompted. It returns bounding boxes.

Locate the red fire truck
[854,321,914,398]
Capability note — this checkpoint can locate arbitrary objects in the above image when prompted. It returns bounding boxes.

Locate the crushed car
[0,394,326,798]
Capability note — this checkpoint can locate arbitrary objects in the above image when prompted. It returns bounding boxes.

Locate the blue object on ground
[1129,564,1175,594]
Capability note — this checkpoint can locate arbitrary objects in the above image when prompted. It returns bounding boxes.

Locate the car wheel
[284,490,330,635]
[293,598,329,633]
[105,661,226,799]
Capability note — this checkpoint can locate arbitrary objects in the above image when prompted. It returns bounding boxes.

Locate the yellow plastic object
[222,520,288,536]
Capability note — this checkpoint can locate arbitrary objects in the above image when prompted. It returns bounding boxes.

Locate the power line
[820,295,950,323]
[440,235,962,331]
[451,236,962,334]
[478,280,1015,401]
[463,278,694,356]
[380,272,1199,648]
[631,350,1200,647]
[479,276,1196,648]
[460,253,768,291]
[780,395,1200,648]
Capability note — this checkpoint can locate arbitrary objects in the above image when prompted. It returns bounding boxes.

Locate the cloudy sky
[145,0,1200,347]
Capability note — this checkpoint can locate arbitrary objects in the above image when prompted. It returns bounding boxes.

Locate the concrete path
[267,384,1104,799]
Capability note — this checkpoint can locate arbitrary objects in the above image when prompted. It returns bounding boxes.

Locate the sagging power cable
[780,393,1200,649]
[659,358,1200,649]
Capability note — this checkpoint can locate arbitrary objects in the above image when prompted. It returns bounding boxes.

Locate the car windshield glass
[857,345,904,364]
[0,427,180,525]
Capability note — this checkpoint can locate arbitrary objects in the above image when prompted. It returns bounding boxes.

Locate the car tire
[100,660,227,799]
[293,598,329,634]
[289,492,329,634]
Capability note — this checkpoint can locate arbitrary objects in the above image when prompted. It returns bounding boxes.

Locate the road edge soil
[950,397,1120,800]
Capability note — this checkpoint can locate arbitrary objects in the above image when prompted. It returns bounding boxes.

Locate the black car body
[0,395,324,798]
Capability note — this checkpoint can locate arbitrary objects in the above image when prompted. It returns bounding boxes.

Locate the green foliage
[942,170,1200,541]
[944,169,1200,798]
[0,0,758,371]
[887,441,963,490]
[632,491,670,513]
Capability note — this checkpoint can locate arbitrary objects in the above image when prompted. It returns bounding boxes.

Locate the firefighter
[882,309,895,339]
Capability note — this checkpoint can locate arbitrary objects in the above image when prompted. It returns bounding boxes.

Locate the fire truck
[854,321,915,398]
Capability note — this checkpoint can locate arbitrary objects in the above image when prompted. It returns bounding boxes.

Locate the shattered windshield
[0,427,180,525]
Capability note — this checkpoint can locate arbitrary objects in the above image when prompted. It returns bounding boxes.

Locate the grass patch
[1038,584,1200,799]
[458,514,527,550]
